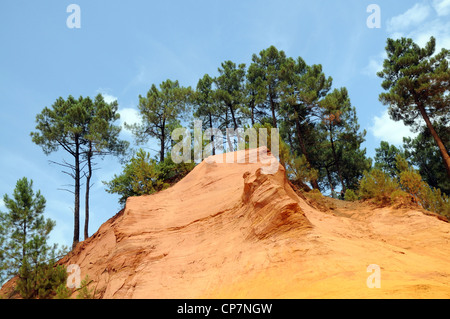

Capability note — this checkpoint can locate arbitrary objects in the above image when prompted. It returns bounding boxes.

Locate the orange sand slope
[9,147,450,298]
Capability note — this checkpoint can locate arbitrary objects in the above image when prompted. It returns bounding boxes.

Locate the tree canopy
[378,36,450,178]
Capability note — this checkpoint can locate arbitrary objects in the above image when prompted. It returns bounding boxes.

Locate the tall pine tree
[378,36,450,178]
[128,79,191,163]
[0,178,66,298]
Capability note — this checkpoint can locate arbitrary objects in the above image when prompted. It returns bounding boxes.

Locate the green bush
[16,263,68,299]
[344,189,359,201]
[308,189,324,201]
[355,155,450,217]
[358,169,399,205]
[421,187,450,218]
[390,189,414,207]
[76,275,95,299]
[399,169,427,204]
[396,155,450,218]
[285,153,318,190]
[104,149,195,205]
[54,282,72,299]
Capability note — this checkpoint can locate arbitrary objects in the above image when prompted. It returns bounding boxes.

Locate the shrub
[285,153,318,191]
[16,263,68,299]
[421,187,450,218]
[104,149,195,205]
[390,189,414,208]
[359,169,399,205]
[395,155,450,217]
[344,189,359,201]
[54,282,72,299]
[76,275,95,299]
[399,170,427,204]
[308,189,324,201]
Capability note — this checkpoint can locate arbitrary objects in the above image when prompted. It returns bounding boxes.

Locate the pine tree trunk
[73,135,80,249]
[326,166,334,196]
[160,117,166,163]
[269,94,277,128]
[329,126,346,193]
[250,101,255,126]
[229,104,238,130]
[22,219,26,263]
[84,142,92,240]
[209,113,215,155]
[295,114,319,190]
[417,103,450,179]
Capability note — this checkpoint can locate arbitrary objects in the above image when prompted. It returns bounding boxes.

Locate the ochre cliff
[2,147,450,298]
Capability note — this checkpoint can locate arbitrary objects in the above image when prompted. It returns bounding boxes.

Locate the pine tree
[193,74,221,155]
[128,79,191,163]
[247,46,289,129]
[215,61,247,132]
[281,60,332,189]
[378,36,450,178]
[0,178,67,298]
[82,94,128,240]
[31,96,89,248]
[317,88,370,193]
[374,141,404,178]
[31,95,128,247]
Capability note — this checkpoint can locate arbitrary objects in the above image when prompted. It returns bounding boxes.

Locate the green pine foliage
[0,177,68,299]
[359,169,399,205]
[395,155,450,218]
[403,119,450,195]
[378,36,450,179]
[76,275,95,299]
[127,79,191,163]
[17,263,68,299]
[357,152,450,218]
[31,94,128,247]
[344,189,359,202]
[104,149,195,205]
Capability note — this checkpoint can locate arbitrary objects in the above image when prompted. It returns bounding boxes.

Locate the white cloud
[387,3,432,33]
[407,19,450,51]
[365,2,450,77]
[370,110,418,146]
[102,93,118,104]
[118,107,141,134]
[0,198,4,211]
[433,0,450,16]
[362,51,387,77]
[96,89,118,104]
[385,1,450,51]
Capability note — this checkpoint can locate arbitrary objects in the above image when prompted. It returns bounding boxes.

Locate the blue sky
[1,0,449,248]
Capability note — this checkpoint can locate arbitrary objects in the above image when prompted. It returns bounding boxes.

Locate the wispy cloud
[386,1,450,50]
[118,107,141,136]
[370,110,418,146]
[406,18,450,51]
[363,1,450,78]
[386,3,432,33]
[101,93,118,104]
[96,89,118,104]
[432,0,450,16]
[362,51,387,77]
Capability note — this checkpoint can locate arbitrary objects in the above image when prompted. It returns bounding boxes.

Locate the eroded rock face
[56,147,312,298]
[242,166,311,240]
[3,147,450,299]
